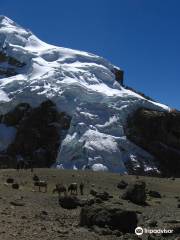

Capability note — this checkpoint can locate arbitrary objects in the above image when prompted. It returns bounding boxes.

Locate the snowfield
[0,16,170,173]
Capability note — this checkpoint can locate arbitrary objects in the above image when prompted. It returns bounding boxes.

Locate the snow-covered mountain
[0,16,171,173]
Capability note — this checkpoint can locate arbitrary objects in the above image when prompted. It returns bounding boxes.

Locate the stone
[90,188,97,196]
[80,203,138,233]
[122,181,146,205]
[10,200,25,206]
[148,220,158,227]
[6,178,14,184]
[148,190,161,198]
[117,180,128,189]
[95,191,112,201]
[59,195,81,209]
[12,183,19,189]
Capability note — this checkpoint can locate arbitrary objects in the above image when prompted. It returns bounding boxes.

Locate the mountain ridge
[0,16,176,175]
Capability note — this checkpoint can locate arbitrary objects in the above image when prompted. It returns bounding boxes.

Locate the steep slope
[126,108,180,176]
[0,16,171,174]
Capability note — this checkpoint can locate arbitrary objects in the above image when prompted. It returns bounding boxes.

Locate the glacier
[0,16,170,173]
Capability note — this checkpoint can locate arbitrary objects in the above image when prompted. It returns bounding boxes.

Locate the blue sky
[1,0,180,109]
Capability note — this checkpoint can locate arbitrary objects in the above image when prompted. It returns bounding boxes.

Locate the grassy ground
[0,168,179,240]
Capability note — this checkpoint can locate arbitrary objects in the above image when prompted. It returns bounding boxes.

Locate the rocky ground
[0,168,179,240]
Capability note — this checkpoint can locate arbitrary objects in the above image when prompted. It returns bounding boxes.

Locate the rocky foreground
[0,169,179,240]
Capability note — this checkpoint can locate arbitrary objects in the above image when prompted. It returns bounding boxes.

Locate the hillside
[0,168,179,240]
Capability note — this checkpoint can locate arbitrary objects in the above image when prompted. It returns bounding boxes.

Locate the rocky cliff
[126,108,180,177]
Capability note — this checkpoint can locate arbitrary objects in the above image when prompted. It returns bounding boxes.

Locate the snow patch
[91,163,108,172]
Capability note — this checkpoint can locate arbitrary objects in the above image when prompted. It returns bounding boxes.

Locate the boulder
[59,195,81,209]
[80,203,138,233]
[148,190,161,198]
[148,220,158,227]
[12,183,19,189]
[117,180,128,189]
[10,200,25,206]
[85,198,96,206]
[90,188,97,196]
[6,178,14,184]
[122,181,146,205]
[95,191,113,201]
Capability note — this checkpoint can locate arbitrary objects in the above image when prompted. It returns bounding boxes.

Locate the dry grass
[0,169,179,240]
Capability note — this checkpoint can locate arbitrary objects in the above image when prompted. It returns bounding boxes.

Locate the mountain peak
[0,16,171,174]
[0,15,9,21]
[0,15,16,26]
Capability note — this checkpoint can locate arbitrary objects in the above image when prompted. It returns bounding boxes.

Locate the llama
[68,183,78,195]
[53,184,67,196]
[34,180,47,192]
[79,182,84,195]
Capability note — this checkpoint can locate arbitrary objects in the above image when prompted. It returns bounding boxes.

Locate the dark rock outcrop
[80,203,138,233]
[122,181,147,205]
[0,51,25,77]
[112,68,124,85]
[2,103,31,126]
[126,108,180,177]
[0,155,14,169]
[0,100,71,168]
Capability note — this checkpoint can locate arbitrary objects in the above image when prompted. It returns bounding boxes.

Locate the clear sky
[1,0,180,109]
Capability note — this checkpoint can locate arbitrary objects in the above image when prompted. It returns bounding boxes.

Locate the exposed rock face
[80,203,138,233]
[0,154,14,168]
[0,100,71,168]
[0,51,25,67]
[2,103,31,126]
[0,51,25,77]
[126,108,180,177]
[112,68,124,85]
